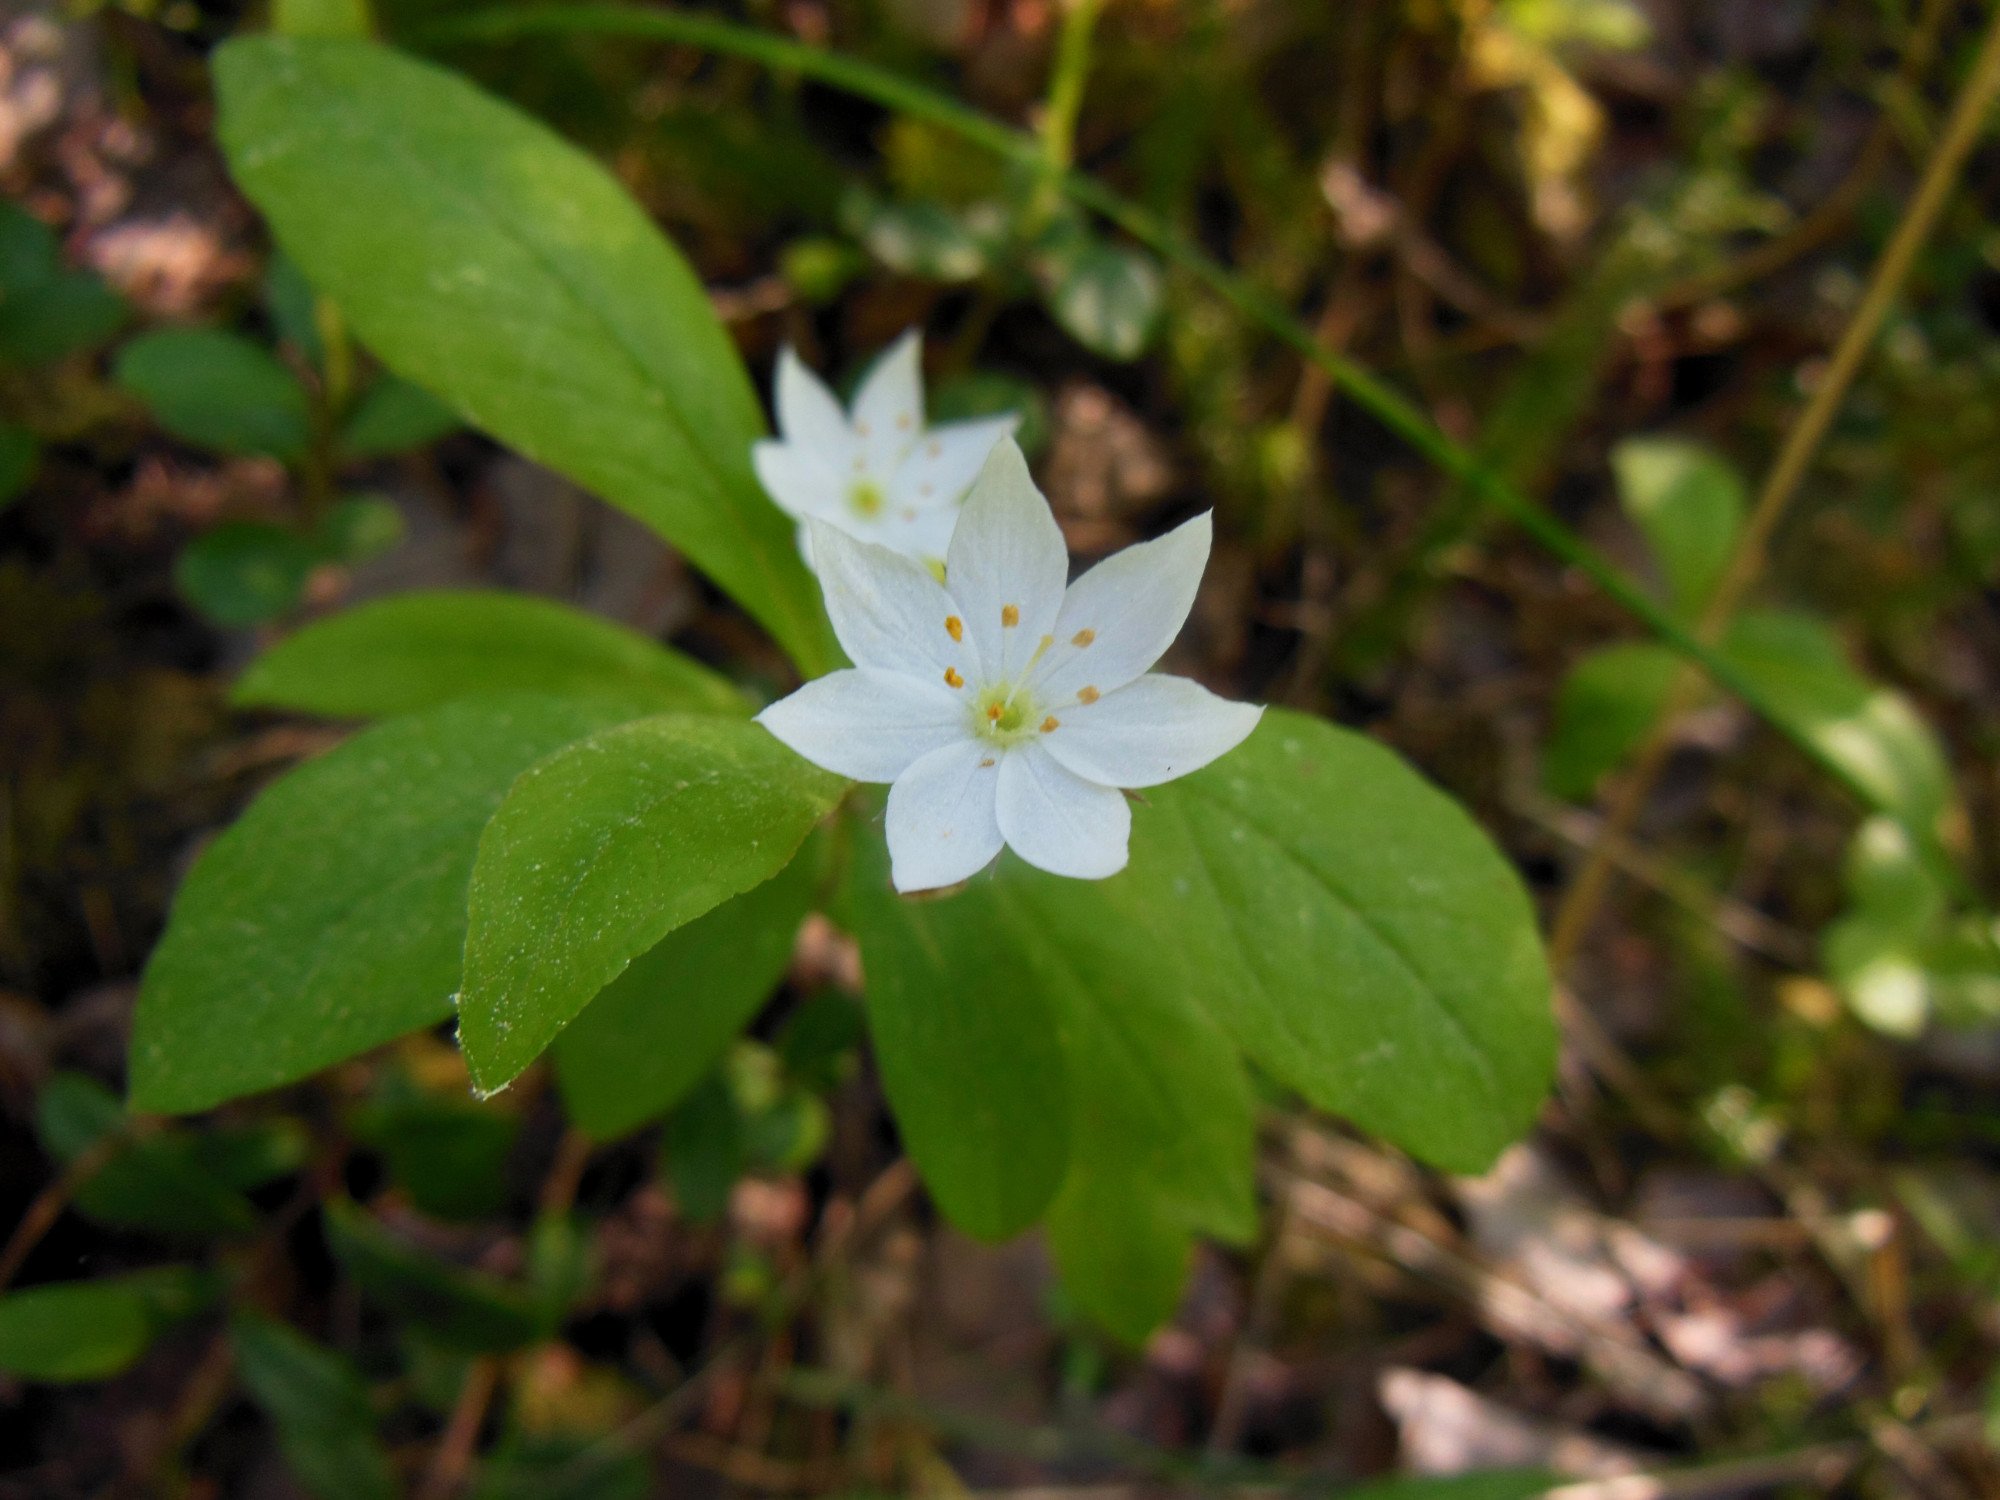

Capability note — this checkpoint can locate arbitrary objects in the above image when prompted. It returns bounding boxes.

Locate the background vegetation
[3,0,2000,1493]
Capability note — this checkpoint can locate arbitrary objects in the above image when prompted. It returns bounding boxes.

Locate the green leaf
[459,716,842,1092]
[272,0,374,39]
[231,1315,398,1500]
[349,1072,520,1221]
[1544,641,1681,799]
[847,192,993,283]
[177,522,318,627]
[1035,235,1164,361]
[1009,869,1257,1340]
[0,421,39,508]
[0,1267,217,1382]
[37,1072,260,1236]
[661,1071,741,1223]
[264,253,324,368]
[1129,710,1555,1174]
[313,493,405,563]
[555,849,816,1140]
[115,328,311,460]
[845,838,1072,1243]
[1723,610,1956,837]
[130,695,632,1114]
[337,373,460,458]
[1611,437,1745,617]
[324,1198,542,1353]
[0,204,125,365]
[213,37,832,672]
[234,590,745,721]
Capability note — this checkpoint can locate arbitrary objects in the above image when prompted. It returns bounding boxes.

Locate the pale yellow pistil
[848,479,886,518]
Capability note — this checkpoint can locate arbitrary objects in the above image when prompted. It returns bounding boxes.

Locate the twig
[0,1123,150,1295]
[417,1357,504,1500]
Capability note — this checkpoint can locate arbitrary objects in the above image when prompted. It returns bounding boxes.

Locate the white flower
[757,440,1264,892]
[752,330,1018,567]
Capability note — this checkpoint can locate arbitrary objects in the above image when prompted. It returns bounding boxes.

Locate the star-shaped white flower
[757,440,1264,892]
[752,330,1018,567]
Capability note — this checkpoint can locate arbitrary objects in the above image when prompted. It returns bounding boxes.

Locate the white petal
[995,742,1131,880]
[868,501,961,569]
[944,440,1069,681]
[805,519,980,680]
[1041,674,1263,788]
[753,440,845,522]
[850,329,925,473]
[886,737,1005,892]
[756,668,960,782]
[1034,511,1212,703]
[887,414,1019,512]
[775,346,856,461]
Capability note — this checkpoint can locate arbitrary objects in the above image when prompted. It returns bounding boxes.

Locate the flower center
[848,479,886,518]
[972,681,1041,744]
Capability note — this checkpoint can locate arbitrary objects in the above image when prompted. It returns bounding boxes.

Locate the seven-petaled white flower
[752,330,1018,567]
[757,439,1264,892]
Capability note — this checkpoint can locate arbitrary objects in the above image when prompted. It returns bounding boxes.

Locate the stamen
[896,413,913,430]
[945,615,964,642]
[1039,716,1060,733]
[979,757,995,768]
[1001,604,1020,627]
[985,704,1004,723]
[1072,628,1096,647]
[943,667,964,688]
[1078,685,1100,704]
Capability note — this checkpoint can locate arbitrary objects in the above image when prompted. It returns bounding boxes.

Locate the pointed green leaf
[1612,437,1745,618]
[323,1199,542,1352]
[130,696,631,1113]
[1009,868,1257,1340]
[0,1268,218,1383]
[213,37,833,672]
[1125,710,1555,1174]
[234,590,746,721]
[555,849,816,1140]
[1545,641,1680,799]
[116,328,311,460]
[176,522,318,627]
[846,842,1073,1243]
[1724,610,1955,835]
[37,1072,259,1236]
[459,717,842,1092]
[337,373,459,458]
[232,1314,398,1500]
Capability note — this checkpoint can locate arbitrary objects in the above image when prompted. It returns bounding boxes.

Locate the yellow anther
[1039,716,1060,733]
[979,757,995,768]
[945,615,964,642]
[944,667,964,688]
[986,704,1004,723]
[1001,604,1020,627]
[1077,685,1100,705]
[1072,628,1096,647]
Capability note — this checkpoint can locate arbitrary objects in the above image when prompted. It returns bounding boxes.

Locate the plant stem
[1548,3,2000,974]
[423,3,1937,850]
[1026,0,1106,234]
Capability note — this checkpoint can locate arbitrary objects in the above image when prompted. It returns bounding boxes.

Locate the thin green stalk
[425,4,1933,840]
[1025,0,1107,232]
